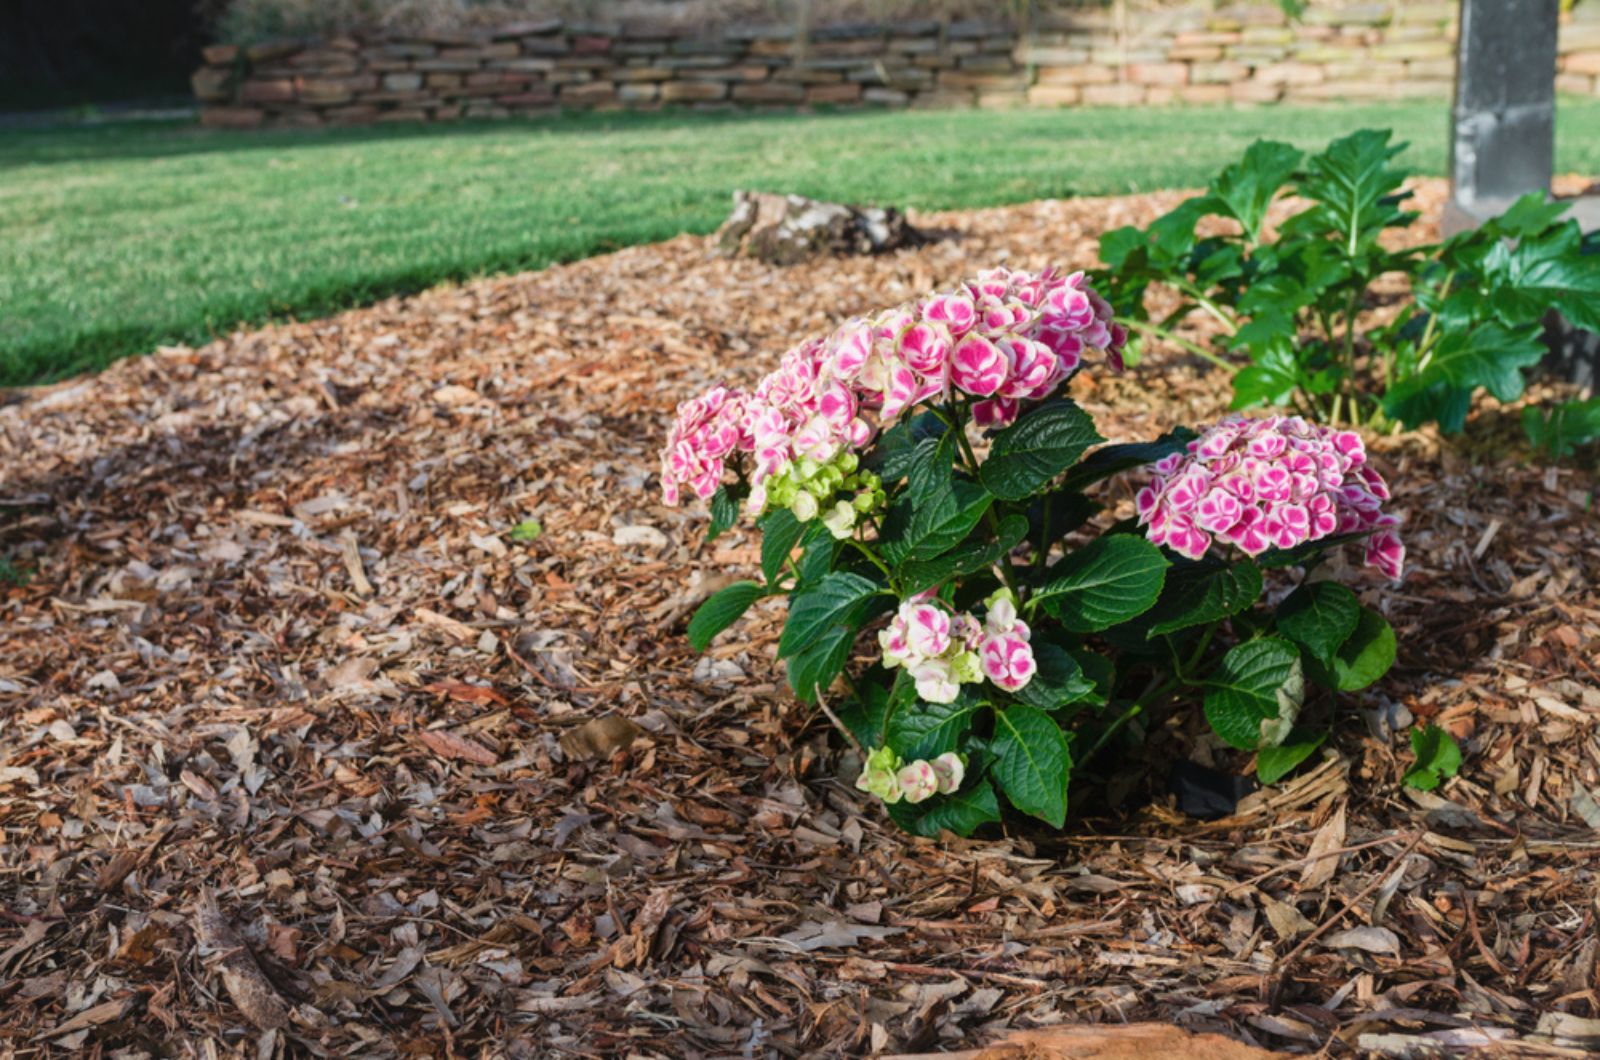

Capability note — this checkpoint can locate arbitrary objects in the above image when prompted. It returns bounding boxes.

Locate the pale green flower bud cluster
[855,747,966,806]
[759,450,886,537]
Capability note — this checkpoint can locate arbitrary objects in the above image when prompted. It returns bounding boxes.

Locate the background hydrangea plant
[663,266,1404,837]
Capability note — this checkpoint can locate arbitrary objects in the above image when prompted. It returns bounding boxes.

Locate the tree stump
[715,190,925,265]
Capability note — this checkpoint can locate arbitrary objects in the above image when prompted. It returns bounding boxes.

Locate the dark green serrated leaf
[1523,397,1600,459]
[869,411,948,482]
[991,705,1071,828]
[1307,606,1395,691]
[1203,637,1301,751]
[1256,729,1326,785]
[1383,321,1545,430]
[1147,560,1263,637]
[1036,535,1169,633]
[1210,139,1302,242]
[881,480,995,567]
[777,572,881,660]
[890,778,1002,838]
[899,514,1028,596]
[887,694,982,761]
[979,399,1103,502]
[794,524,838,588]
[1276,581,1360,666]
[759,508,806,586]
[785,625,858,703]
[687,580,765,652]
[707,486,741,544]
[1059,428,1198,492]
[1013,641,1096,713]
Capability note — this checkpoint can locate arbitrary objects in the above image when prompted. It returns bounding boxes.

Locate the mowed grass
[4,101,1600,386]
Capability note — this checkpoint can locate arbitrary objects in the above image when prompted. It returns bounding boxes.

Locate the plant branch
[1121,318,1236,375]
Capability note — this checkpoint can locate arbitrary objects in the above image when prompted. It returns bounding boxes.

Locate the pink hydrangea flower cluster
[1134,414,1404,579]
[878,589,1036,702]
[856,746,966,805]
[660,266,1127,512]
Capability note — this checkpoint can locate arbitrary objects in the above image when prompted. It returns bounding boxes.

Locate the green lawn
[5,101,1600,386]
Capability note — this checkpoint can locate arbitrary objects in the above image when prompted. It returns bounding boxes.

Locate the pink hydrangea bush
[668,267,1405,838]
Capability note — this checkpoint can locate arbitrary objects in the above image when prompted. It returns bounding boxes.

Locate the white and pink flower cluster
[856,746,966,805]
[660,266,1127,515]
[878,589,1037,702]
[1135,414,1405,579]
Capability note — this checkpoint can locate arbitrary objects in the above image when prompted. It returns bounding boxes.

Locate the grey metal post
[1443,0,1559,235]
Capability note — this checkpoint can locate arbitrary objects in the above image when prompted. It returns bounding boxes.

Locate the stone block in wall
[681,65,771,82]
[1027,84,1081,106]
[948,19,1011,40]
[202,44,239,64]
[1392,2,1455,24]
[946,40,979,57]
[812,21,887,41]
[979,37,1017,54]
[520,37,568,56]
[1240,25,1293,45]
[494,17,562,38]
[861,87,910,105]
[886,18,941,36]
[613,41,669,57]
[561,81,616,103]
[1177,83,1230,103]
[241,78,296,103]
[1302,2,1392,27]
[1561,24,1600,52]
[733,82,806,103]
[748,39,797,58]
[192,67,233,102]
[1034,10,1113,33]
[201,106,264,128]
[1565,52,1600,76]
[497,89,556,106]
[1082,83,1147,106]
[1128,62,1189,85]
[1167,45,1224,62]
[1226,44,1290,62]
[977,89,1027,109]
[416,60,481,73]
[668,38,740,56]
[617,82,660,101]
[1190,60,1250,84]
[1091,47,1167,64]
[1230,80,1282,103]
[909,89,976,109]
[663,54,745,69]
[246,40,300,62]
[660,80,728,102]
[937,71,1027,90]
[274,110,324,127]
[327,104,381,124]
[427,73,464,88]
[891,37,941,55]
[1253,61,1323,85]
[807,82,863,104]
[1406,58,1455,80]
[724,22,796,42]
[376,107,429,122]
[1035,64,1115,86]
[1384,24,1446,43]
[1556,72,1598,94]
[957,55,1016,74]
[383,72,424,91]
[462,101,510,117]
[775,67,844,84]
[376,42,437,59]
[290,49,359,70]
[493,57,556,73]
[1325,60,1404,82]
[1288,80,1394,100]
[1016,45,1090,65]
[547,69,595,85]
[1146,85,1179,104]
[1175,30,1243,47]
[433,103,462,119]
[1293,43,1367,62]
[365,58,413,73]
[298,79,358,104]
[613,65,671,81]
[367,89,432,104]
[811,38,890,58]
[1369,40,1452,61]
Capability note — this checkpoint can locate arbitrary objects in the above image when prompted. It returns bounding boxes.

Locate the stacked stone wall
[193,4,1600,128]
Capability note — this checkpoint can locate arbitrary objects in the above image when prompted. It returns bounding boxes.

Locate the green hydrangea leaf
[991,705,1072,828]
[1276,581,1360,666]
[979,399,1104,502]
[1204,637,1302,751]
[1035,535,1170,633]
[687,580,766,653]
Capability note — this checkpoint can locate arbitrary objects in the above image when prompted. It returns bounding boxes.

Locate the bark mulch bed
[2,178,1599,1058]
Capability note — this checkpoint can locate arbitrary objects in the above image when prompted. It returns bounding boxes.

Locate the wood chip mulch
[2,177,1599,1058]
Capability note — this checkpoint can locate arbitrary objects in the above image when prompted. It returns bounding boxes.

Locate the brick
[861,87,911,105]
[1226,45,1290,62]
[1082,83,1146,106]
[376,42,437,59]
[1253,61,1323,86]
[612,65,671,81]
[571,36,614,55]
[1565,52,1600,77]
[202,44,239,65]
[659,80,728,102]
[240,78,296,103]
[246,40,299,62]
[1090,47,1166,65]
[1034,64,1115,85]
[200,106,263,129]
[957,55,1017,73]
[1370,40,1452,61]
[1189,60,1250,84]
[297,80,354,104]
[1176,83,1229,104]
[1230,81,1282,103]
[416,60,481,73]
[747,39,797,58]
[733,81,806,103]
[774,68,844,83]
[1240,26,1293,45]
[806,82,863,104]
[937,71,1027,90]
[1015,45,1089,65]
[560,81,616,103]
[1173,30,1242,47]
[616,82,659,101]
[1560,25,1600,51]
[519,37,568,56]
[1556,72,1598,95]
[1027,83,1081,106]
[1167,45,1223,62]
[1127,62,1188,85]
